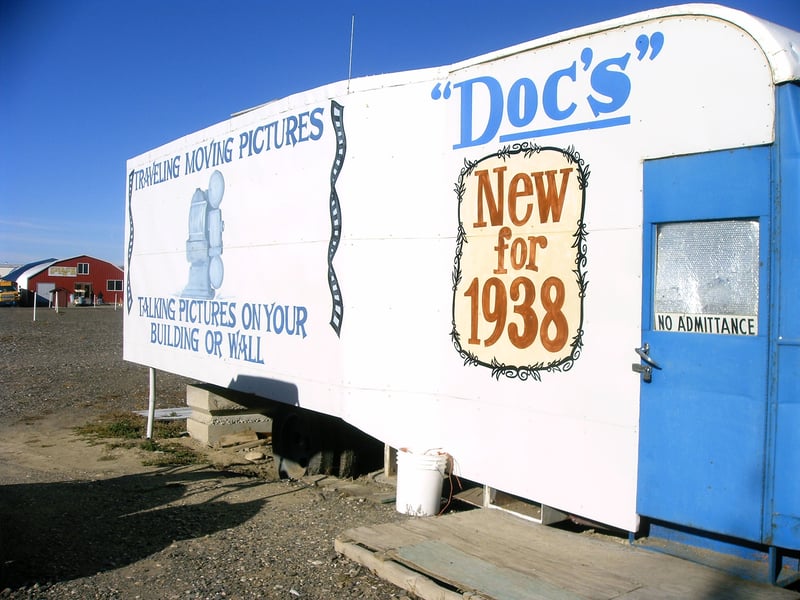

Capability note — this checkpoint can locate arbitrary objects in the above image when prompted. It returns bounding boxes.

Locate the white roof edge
[14,255,121,288]
[15,260,59,288]
[134,4,799,161]
[52,254,123,271]
[450,3,800,84]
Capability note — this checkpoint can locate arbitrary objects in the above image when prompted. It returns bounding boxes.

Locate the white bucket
[395,449,448,517]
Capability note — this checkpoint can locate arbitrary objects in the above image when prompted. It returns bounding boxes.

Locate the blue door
[637,147,771,543]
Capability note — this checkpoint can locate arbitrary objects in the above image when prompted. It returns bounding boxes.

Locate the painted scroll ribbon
[328,101,346,336]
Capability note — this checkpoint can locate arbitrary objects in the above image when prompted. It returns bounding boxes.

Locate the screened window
[654,219,759,335]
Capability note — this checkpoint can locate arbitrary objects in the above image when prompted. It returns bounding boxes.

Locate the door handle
[632,343,661,383]
[632,363,653,383]
[635,343,661,369]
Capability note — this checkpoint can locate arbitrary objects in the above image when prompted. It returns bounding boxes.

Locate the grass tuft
[139,440,201,466]
[75,411,186,440]
[75,411,204,466]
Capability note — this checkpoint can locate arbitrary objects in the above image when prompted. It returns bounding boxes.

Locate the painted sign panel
[49,266,77,277]
[452,144,588,379]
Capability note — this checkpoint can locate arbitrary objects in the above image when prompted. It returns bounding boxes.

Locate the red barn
[15,255,124,307]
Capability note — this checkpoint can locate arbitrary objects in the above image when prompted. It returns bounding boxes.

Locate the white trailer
[125,4,800,584]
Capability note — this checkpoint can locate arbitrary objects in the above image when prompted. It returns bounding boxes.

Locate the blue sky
[1,0,798,267]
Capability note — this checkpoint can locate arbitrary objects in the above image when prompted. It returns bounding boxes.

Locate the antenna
[347,15,355,93]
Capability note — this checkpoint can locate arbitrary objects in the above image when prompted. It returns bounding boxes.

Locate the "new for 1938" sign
[451,144,589,380]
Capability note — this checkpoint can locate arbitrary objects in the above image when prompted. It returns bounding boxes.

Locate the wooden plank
[337,509,800,599]
[391,540,583,600]
[394,511,640,599]
[338,522,428,550]
[334,538,475,600]
[339,510,640,598]
[453,486,484,508]
[217,430,260,447]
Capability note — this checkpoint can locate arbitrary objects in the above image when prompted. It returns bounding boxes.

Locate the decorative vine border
[450,142,590,381]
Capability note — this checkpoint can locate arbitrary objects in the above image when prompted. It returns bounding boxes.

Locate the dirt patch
[0,306,409,599]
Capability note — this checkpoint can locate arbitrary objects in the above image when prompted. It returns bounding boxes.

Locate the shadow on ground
[0,467,268,589]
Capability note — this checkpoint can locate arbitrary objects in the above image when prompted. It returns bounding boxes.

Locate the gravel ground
[0,306,412,599]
